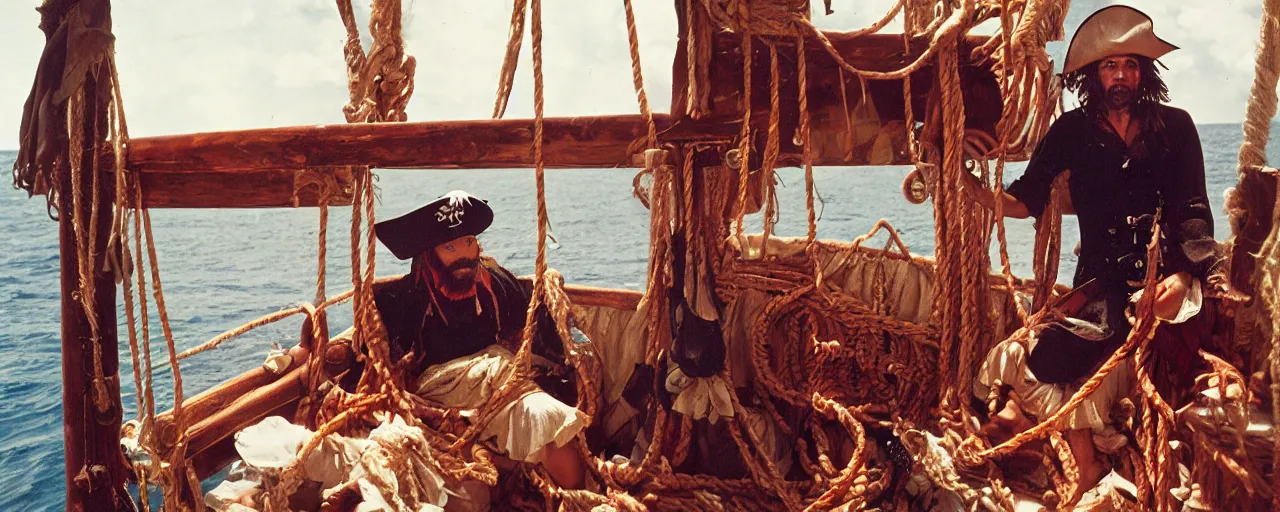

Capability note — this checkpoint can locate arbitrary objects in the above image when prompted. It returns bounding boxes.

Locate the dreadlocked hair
[1063,55,1169,120]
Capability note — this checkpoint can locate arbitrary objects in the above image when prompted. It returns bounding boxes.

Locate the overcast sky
[0,0,1267,149]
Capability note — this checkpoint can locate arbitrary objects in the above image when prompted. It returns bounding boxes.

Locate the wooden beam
[122,114,742,208]
[190,400,299,482]
[59,69,131,511]
[139,167,355,209]
[125,114,691,174]
[181,364,309,473]
[515,279,643,311]
[150,344,310,458]
[111,30,1003,208]
[152,311,321,458]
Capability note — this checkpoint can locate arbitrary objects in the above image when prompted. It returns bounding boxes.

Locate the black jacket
[372,259,534,377]
[1007,105,1216,290]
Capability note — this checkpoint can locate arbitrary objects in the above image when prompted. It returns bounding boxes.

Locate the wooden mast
[58,70,131,511]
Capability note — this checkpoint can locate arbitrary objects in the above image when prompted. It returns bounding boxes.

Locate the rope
[759,42,782,258]
[314,188,330,307]
[109,64,144,431]
[1232,0,1280,505]
[796,35,816,245]
[1031,174,1067,311]
[641,151,674,368]
[521,0,550,366]
[684,0,712,119]
[734,27,753,243]
[262,2,430,506]
[933,4,968,416]
[801,6,968,82]
[130,150,161,495]
[987,0,1027,322]
[67,84,112,414]
[442,0,552,455]
[175,291,354,360]
[493,0,529,119]
[107,57,166,512]
[622,0,658,149]
[134,171,201,508]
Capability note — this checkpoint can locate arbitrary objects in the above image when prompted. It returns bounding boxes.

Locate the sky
[0,0,1268,149]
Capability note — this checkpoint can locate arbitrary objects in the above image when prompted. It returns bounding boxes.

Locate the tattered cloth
[414,345,587,463]
[212,415,450,511]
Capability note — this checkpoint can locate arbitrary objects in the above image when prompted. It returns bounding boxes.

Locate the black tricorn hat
[375,190,494,260]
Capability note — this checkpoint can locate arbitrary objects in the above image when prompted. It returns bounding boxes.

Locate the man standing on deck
[961,5,1219,500]
[370,190,587,500]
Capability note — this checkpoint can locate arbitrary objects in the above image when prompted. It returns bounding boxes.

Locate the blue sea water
[0,123,1273,510]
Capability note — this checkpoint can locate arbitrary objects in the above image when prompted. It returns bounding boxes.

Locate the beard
[1105,85,1133,111]
[426,253,480,294]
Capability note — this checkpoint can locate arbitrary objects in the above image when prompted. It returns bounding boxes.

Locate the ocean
[0,123,1272,509]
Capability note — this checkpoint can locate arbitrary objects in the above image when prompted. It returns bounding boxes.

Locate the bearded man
[962,5,1219,500]
[370,190,587,499]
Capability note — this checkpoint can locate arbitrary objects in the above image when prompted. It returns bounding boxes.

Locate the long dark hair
[1063,55,1169,119]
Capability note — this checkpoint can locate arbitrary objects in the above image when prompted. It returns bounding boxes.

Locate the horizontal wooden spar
[117,28,1006,208]
[123,114,739,173]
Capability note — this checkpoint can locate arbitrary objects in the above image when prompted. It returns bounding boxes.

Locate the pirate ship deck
[13,0,1280,510]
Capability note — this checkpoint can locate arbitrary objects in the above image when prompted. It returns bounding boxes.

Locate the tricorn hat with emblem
[375,190,494,260]
[1063,5,1178,75]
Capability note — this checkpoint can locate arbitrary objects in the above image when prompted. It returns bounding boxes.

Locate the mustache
[445,258,479,273]
[1105,85,1133,108]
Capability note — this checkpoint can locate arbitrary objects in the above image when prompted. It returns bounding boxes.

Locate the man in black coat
[964,5,1219,500]
[372,190,586,494]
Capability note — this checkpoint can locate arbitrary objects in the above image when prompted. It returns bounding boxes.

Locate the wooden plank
[181,365,309,473]
[153,310,322,457]
[126,114,685,173]
[139,167,354,208]
[190,401,299,482]
[150,344,310,457]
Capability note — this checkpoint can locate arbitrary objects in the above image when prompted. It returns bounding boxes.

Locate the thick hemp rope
[1231,0,1280,504]
[733,24,753,244]
[442,0,554,456]
[108,54,166,512]
[622,0,658,149]
[493,0,529,119]
[757,42,782,259]
[796,34,817,246]
[67,84,112,414]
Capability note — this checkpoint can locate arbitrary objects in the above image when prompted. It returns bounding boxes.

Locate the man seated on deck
[366,190,587,497]
[960,5,1220,501]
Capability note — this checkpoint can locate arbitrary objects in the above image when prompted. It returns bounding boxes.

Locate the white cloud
[0,0,1270,149]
